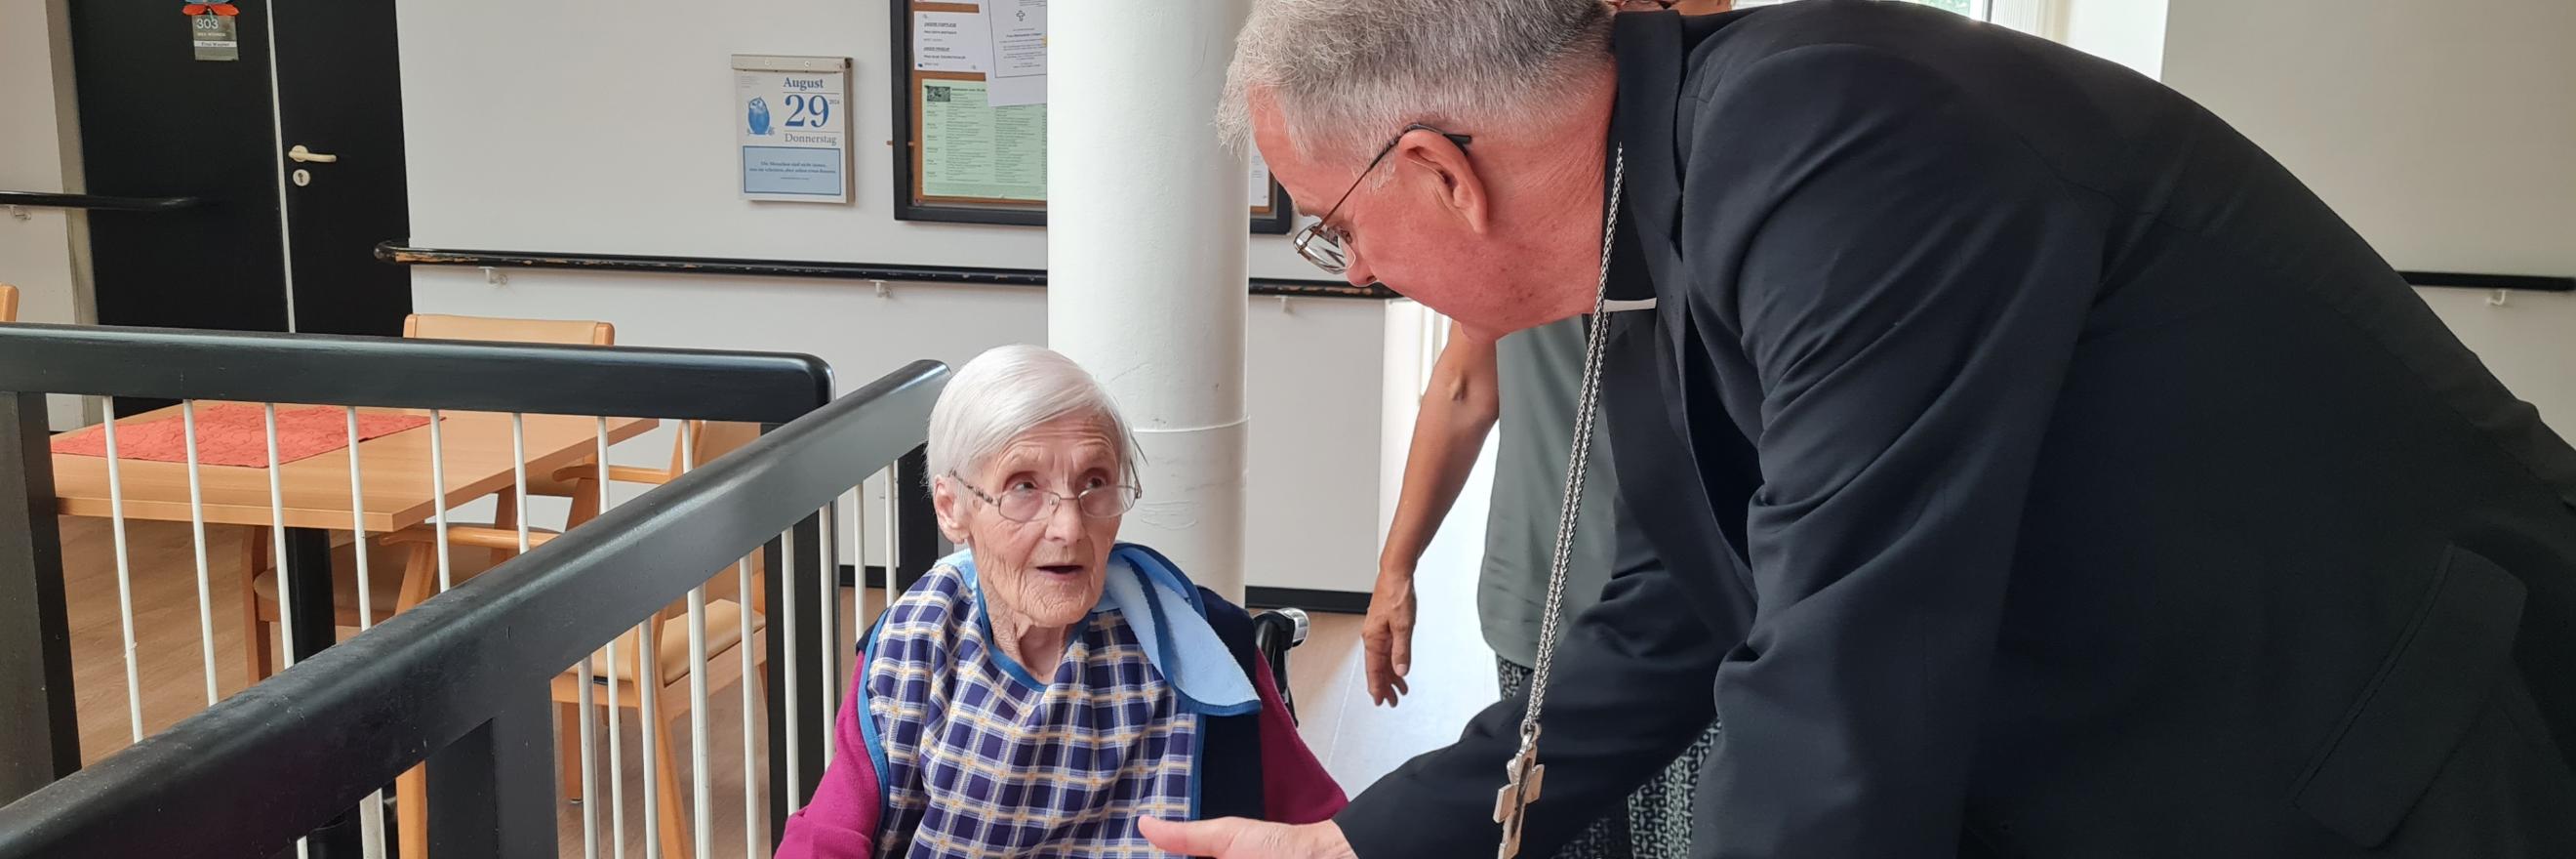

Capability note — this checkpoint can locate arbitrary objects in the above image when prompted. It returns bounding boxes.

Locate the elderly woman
[780,345,1344,857]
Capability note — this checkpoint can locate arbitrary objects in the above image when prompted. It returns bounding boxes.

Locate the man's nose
[1343,251,1378,289]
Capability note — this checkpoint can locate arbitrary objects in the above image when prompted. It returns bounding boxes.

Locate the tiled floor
[48,445,1503,855]
[1284,440,1502,792]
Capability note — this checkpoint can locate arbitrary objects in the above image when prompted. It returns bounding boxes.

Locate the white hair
[926,345,1142,488]
[1218,0,1615,163]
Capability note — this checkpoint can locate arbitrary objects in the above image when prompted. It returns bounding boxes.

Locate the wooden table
[48,405,658,856]
[51,406,659,662]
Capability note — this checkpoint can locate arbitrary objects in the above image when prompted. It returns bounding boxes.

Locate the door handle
[287,144,339,164]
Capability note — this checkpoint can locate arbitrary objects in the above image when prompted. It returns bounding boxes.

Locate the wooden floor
[50,449,1502,856]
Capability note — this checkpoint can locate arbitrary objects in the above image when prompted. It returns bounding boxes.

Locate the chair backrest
[399,316,754,618]
[399,312,615,518]
[402,312,614,346]
[659,421,767,618]
[668,420,762,474]
[0,283,19,322]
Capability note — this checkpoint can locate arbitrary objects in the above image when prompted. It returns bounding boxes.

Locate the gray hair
[926,345,1143,488]
[1218,0,1615,163]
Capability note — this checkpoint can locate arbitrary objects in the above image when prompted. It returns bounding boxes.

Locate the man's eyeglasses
[948,471,1142,522]
[1291,124,1472,275]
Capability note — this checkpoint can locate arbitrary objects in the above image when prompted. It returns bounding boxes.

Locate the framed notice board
[889,0,1296,232]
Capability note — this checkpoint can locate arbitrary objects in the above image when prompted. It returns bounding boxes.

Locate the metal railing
[0,321,946,858]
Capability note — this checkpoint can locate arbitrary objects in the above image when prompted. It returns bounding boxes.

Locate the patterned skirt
[1496,657,1720,859]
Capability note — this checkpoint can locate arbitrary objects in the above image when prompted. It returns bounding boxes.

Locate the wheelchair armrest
[1251,607,1311,722]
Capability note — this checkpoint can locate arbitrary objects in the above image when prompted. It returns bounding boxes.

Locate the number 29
[784,94,830,128]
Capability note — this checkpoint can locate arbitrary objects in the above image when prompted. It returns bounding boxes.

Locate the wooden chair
[381,419,764,859]
[373,420,760,859]
[550,554,765,859]
[545,420,767,859]
[0,283,19,321]
[242,313,760,859]
[403,311,615,346]
[243,313,617,679]
[400,313,617,539]
[234,313,612,859]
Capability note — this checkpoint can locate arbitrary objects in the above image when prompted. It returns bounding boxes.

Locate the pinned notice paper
[1250,148,1275,211]
[985,0,1047,106]
[913,10,992,73]
[921,79,1047,202]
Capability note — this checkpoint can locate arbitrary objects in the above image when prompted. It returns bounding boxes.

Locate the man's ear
[932,475,971,545]
[1397,131,1490,233]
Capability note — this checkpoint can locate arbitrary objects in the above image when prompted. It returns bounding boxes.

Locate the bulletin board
[889,0,1296,232]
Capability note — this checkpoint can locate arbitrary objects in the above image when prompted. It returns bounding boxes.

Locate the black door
[70,0,411,339]
[271,1,411,337]
[65,7,408,852]
[70,2,290,334]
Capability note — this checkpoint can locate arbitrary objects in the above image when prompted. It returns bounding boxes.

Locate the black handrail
[2398,270,2575,293]
[0,321,830,422]
[0,322,939,856]
[377,241,1405,300]
[0,191,204,213]
[376,244,2570,300]
[0,331,946,856]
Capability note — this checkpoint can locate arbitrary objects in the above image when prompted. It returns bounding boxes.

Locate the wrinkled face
[1251,95,1588,340]
[933,415,1125,633]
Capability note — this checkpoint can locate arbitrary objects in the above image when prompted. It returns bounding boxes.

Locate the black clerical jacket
[1336,3,2576,856]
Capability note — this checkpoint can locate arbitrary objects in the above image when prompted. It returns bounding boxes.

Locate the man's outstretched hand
[1138,816,1360,859]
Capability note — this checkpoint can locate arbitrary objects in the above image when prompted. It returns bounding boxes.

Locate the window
[1911,0,1986,18]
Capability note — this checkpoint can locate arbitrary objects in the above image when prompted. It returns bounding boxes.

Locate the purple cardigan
[776,628,1346,857]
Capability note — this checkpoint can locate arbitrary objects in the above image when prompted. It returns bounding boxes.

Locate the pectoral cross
[1493,741,1546,859]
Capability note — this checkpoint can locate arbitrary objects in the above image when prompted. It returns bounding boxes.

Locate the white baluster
[640,620,664,859]
[99,399,142,742]
[783,524,800,815]
[883,467,901,632]
[260,404,311,859]
[262,404,295,673]
[598,419,627,859]
[681,423,712,859]
[427,409,453,592]
[181,401,219,706]
[819,499,839,765]
[346,408,389,859]
[739,555,758,859]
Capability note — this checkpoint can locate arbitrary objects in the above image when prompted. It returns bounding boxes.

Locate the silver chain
[1516,145,1625,750]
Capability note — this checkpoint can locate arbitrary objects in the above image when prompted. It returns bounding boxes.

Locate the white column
[1049,0,1252,600]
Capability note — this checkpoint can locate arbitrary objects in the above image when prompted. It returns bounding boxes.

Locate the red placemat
[51,404,435,468]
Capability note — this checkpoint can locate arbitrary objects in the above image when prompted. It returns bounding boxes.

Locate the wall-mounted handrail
[2399,270,2574,293]
[378,243,2565,300]
[0,191,205,213]
[378,241,1404,300]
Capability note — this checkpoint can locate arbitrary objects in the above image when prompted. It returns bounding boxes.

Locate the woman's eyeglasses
[1291,124,1472,275]
[949,471,1142,522]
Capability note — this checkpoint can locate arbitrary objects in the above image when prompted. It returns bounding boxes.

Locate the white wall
[410,271,1394,595]
[392,0,1317,279]
[2162,0,2576,430]
[0,0,93,429]
[395,0,1406,594]
[2164,0,2574,277]
[2054,0,2164,78]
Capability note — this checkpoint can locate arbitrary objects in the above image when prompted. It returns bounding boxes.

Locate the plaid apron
[862,560,1200,859]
